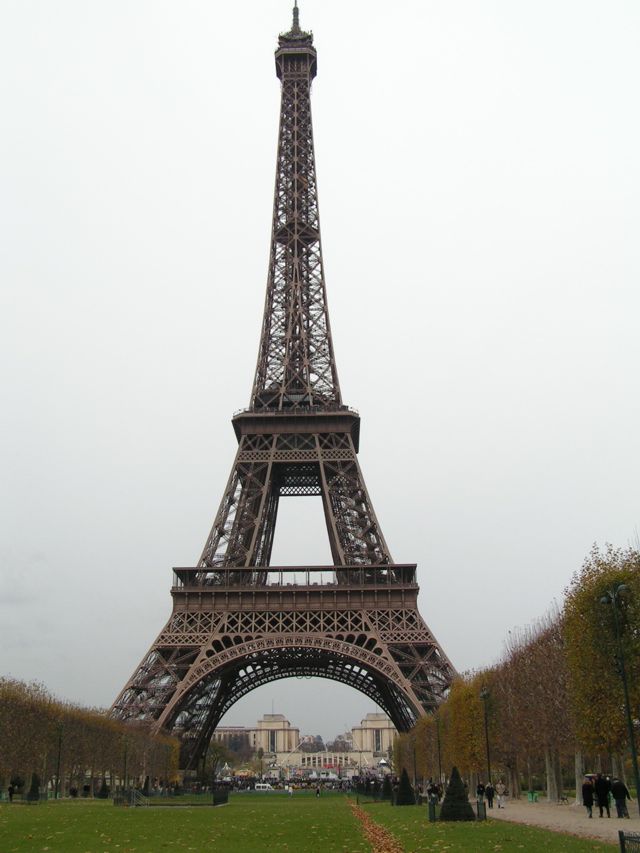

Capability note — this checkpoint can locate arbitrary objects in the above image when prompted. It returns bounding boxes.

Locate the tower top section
[276,1,316,80]
[251,1,339,411]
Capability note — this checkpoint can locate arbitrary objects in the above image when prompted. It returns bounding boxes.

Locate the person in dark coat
[476,782,485,802]
[582,777,594,818]
[611,778,631,818]
[485,781,495,808]
[594,773,611,818]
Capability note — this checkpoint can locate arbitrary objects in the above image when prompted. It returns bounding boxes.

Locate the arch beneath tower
[155,636,423,770]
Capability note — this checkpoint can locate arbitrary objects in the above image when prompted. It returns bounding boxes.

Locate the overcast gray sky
[1,0,639,741]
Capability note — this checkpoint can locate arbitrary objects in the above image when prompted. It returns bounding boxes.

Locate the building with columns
[214,712,396,777]
[214,714,299,755]
[351,712,396,757]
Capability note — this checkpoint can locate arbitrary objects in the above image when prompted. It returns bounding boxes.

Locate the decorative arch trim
[156,633,421,732]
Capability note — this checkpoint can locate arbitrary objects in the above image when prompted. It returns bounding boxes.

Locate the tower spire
[255,4,330,410]
[281,0,310,43]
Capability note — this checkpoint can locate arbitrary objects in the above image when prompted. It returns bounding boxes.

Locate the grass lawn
[363,802,617,852]
[0,794,620,852]
[0,792,369,853]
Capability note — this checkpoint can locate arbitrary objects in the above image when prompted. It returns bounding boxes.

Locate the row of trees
[395,544,640,799]
[0,679,179,796]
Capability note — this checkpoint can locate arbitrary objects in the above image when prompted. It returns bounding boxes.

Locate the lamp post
[600,584,640,817]
[257,747,264,780]
[436,714,442,783]
[480,687,492,783]
[122,736,128,794]
[412,736,417,793]
[54,721,63,799]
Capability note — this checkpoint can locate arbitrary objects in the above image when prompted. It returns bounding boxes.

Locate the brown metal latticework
[112,5,456,769]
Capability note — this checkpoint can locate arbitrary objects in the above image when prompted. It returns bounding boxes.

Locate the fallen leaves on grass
[349,802,404,853]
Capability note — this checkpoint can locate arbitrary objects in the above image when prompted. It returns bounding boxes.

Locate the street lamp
[480,687,492,783]
[435,713,442,783]
[54,721,64,799]
[600,584,640,817]
[257,747,264,780]
[412,736,417,793]
[122,736,128,794]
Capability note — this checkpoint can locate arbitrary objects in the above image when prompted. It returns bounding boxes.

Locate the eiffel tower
[112,3,456,769]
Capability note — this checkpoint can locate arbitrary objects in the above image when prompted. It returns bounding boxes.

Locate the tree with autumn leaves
[0,679,179,796]
[564,545,640,763]
[562,544,638,791]
[395,544,639,800]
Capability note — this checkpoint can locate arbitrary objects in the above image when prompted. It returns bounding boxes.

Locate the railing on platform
[171,564,417,590]
[233,404,359,417]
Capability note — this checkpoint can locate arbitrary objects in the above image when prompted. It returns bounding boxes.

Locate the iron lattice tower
[112,6,456,769]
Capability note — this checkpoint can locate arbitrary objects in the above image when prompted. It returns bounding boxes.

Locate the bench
[619,831,640,852]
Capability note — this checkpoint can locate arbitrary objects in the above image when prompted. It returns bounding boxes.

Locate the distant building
[213,711,396,777]
[214,713,299,755]
[351,712,396,757]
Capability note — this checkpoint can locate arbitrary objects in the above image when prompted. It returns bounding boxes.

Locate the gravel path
[488,798,640,844]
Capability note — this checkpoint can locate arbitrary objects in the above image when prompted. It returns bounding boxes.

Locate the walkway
[489,798,640,845]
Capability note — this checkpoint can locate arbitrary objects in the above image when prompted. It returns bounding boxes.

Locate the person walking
[594,773,611,818]
[485,781,495,809]
[611,778,631,818]
[582,776,594,818]
[476,781,485,802]
[495,780,506,808]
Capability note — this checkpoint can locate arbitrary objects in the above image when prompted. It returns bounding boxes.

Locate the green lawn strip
[0,793,371,853]
[362,803,617,852]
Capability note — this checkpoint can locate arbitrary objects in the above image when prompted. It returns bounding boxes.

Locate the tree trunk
[574,749,583,805]
[42,751,48,801]
[506,756,520,801]
[469,771,477,799]
[619,752,628,786]
[511,759,521,801]
[545,748,558,802]
[554,749,563,800]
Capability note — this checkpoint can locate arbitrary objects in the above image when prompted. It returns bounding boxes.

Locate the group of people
[425,780,444,803]
[476,781,507,809]
[582,773,631,819]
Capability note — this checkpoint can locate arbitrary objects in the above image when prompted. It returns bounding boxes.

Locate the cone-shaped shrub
[396,768,415,805]
[27,773,40,802]
[439,766,475,821]
[382,774,393,800]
